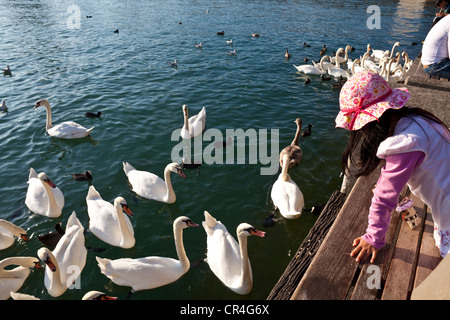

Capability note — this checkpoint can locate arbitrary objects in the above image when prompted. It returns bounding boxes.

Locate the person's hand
[350,237,379,263]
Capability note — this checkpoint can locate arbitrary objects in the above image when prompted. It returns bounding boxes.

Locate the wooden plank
[413,204,442,290]
[349,187,407,300]
[267,191,347,300]
[290,167,380,300]
[381,192,427,300]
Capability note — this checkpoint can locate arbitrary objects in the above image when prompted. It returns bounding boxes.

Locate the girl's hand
[350,237,379,263]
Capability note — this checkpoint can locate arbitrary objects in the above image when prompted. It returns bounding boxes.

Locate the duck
[251,32,260,37]
[114,29,119,33]
[168,59,178,68]
[3,66,11,76]
[0,256,42,300]
[86,185,135,249]
[180,104,206,139]
[304,78,311,85]
[38,211,87,298]
[0,100,7,112]
[271,153,304,219]
[96,216,199,299]
[279,118,303,168]
[293,55,330,75]
[227,49,237,56]
[217,31,225,36]
[0,219,29,250]
[320,45,327,55]
[202,210,266,295]
[37,222,64,249]
[195,42,203,49]
[34,99,94,139]
[85,111,102,117]
[285,49,291,59]
[226,39,233,45]
[301,123,313,140]
[331,75,346,89]
[123,162,186,204]
[71,170,93,181]
[25,168,65,218]
[82,291,119,300]
[303,42,311,48]
[320,74,331,81]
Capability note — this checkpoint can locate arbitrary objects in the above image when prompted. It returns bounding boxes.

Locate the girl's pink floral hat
[335,71,410,130]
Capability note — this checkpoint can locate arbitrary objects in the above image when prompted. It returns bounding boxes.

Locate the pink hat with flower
[335,71,410,130]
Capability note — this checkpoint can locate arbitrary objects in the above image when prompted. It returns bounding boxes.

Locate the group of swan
[293,42,411,82]
[96,210,265,297]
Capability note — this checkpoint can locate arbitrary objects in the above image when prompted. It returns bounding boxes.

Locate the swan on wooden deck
[123,162,186,204]
[25,168,65,218]
[96,216,198,299]
[271,153,304,219]
[279,118,303,169]
[0,219,29,250]
[180,104,206,139]
[86,185,135,249]
[38,211,87,298]
[202,210,266,295]
[0,256,42,300]
[33,99,94,139]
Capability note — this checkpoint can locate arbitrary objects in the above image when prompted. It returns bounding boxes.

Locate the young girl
[335,71,450,263]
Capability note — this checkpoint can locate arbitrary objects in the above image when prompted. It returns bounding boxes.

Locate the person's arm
[350,150,425,263]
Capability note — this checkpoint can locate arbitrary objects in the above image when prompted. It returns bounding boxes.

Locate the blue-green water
[0,0,435,300]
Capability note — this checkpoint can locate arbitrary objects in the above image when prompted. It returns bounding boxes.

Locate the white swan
[0,256,42,300]
[34,99,94,139]
[180,104,206,139]
[293,55,330,75]
[96,216,198,298]
[86,185,135,248]
[123,162,186,204]
[25,168,64,218]
[327,65,351,78]
[82,290,119,300]
[9,291,40,300]
[330,46,351,65]
[368,44,389,62]
[271,153,304,219]
[0,219,29,250]
[202,210,266,295]
[279,118,303,169]
[38,211,87,298]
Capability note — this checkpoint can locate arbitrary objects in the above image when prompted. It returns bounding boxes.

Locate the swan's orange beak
[33,102,40,109]
[43,256,57,272]
[177,168,186,178]
[122,204,133,217]
[44,177,57,188]
[250,229,266,237]
[99,294,119,300]
[34,261,43,269]
[20,233,30,242]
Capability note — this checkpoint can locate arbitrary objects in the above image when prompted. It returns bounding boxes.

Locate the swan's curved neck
[44,250,64,292]
[0,220,24,237]
[291,121,302,146]
[183,109,189,132]
[163,167,176,203]
[173,225,189,272]
[114,201,133,243]
[41,180,59,216]
[280,155,290,181]
[42,103,53,130]
[0,257,34,278]
[237,234,251,290]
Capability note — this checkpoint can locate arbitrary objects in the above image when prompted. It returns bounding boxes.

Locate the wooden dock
[267,58,449,300]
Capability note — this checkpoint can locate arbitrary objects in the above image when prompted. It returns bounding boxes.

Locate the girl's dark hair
[342,107,447,178]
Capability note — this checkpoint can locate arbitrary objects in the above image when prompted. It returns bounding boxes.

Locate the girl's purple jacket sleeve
[361,151,425,249]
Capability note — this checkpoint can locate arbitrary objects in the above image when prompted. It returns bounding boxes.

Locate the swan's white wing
[47,121,93,139]
[0,267,30,300]
[97,256,184,291]
[51,187,65,210]
[127,169,167,201]
[0,226,15,250]
[206,224,243,286]
[271,177,303,219]
[25,178,48,214]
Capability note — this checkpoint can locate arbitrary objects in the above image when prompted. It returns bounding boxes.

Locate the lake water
[0,0,436,300]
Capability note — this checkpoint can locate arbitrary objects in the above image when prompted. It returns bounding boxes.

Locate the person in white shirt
[421,15,450,79]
